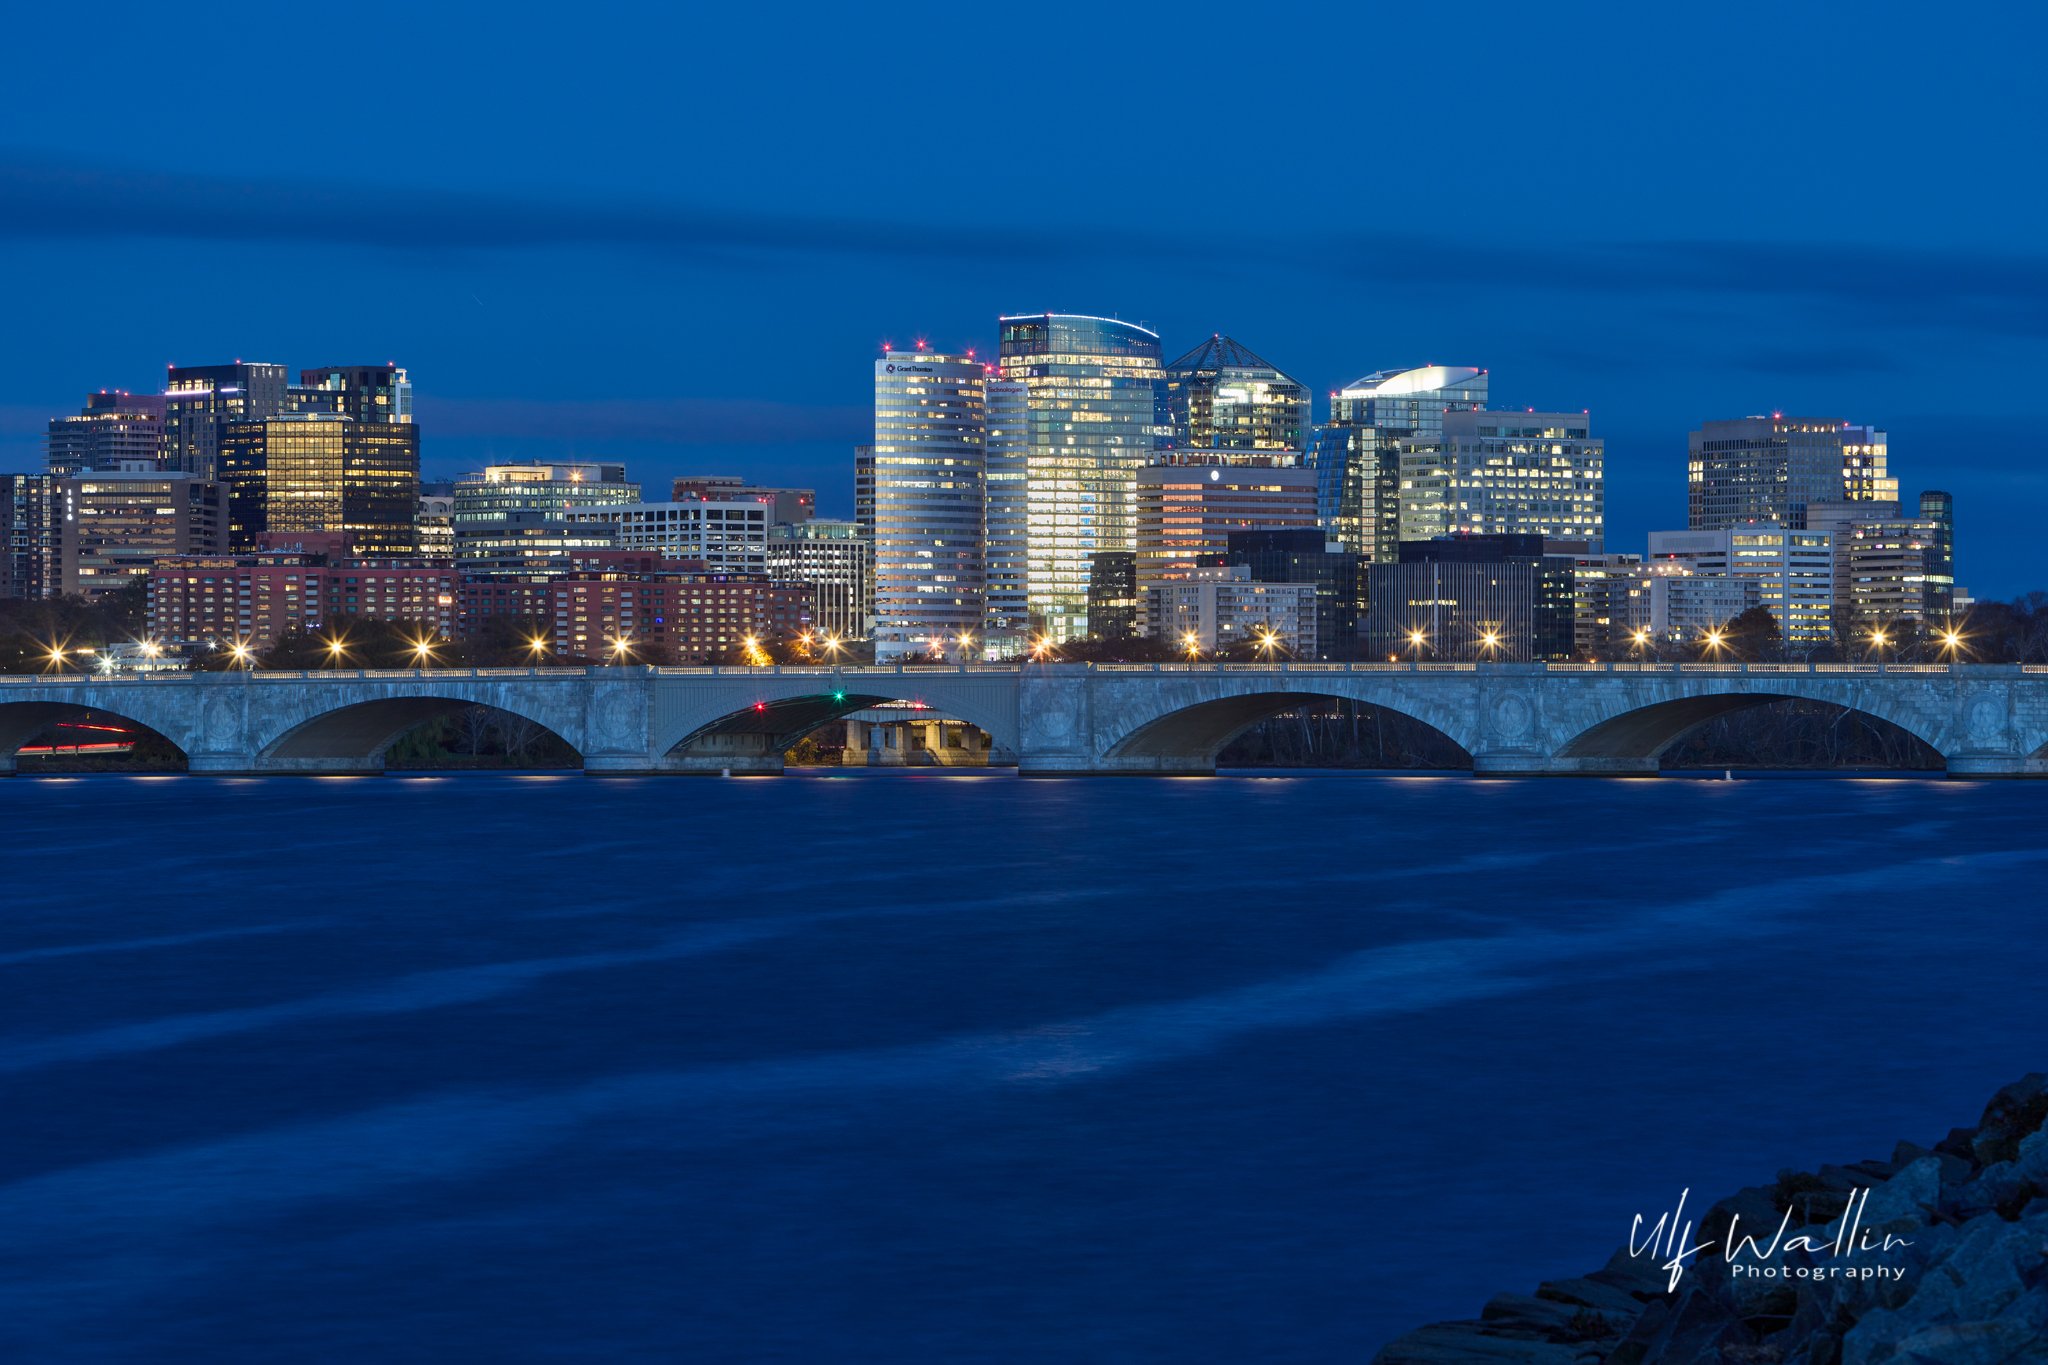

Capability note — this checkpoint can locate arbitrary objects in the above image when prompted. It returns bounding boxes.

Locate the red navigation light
[753,701,767,713]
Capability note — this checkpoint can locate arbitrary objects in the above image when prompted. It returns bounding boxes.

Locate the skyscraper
[161,362,290,477]
[1162,335,1309,456]
[997,313,1166,641]
[982,375,1030,656]
[871,349,986,662]
[47,391,166,477]
[1440,410,1604,550]
[1686,416,1896,530]
[220,413,421,555]
[1309,365,1487,561]
[767,519,872,641]
[293,364,413,424]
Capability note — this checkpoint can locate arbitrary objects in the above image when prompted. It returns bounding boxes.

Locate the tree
[1724,605,1784,662]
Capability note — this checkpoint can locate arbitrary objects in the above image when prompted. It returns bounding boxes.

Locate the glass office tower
[982,376,1030,656]
[872,350,987,662]
[220,413,421,555]
[997,313,1165,642]
[1310,365,1487,560]
[1686,416,1896,530]
[1162,335,1309,456]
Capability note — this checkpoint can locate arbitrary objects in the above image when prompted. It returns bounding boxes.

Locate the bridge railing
[1,660,2030,684]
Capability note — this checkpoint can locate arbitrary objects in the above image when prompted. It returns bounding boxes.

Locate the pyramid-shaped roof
[1166,334,1284,375]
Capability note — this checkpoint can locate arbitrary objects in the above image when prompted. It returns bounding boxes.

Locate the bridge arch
[658,681,1020,772]
[256,692,584,771]
[1086,676,1484,773]
[1555,687,1949,768]
[0,698,192,771]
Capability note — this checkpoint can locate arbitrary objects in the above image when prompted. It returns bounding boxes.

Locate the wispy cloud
[7,150,2046,339]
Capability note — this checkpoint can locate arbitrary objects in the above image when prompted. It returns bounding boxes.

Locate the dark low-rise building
[1222,527,1363,659]
[1364,534,1579,661]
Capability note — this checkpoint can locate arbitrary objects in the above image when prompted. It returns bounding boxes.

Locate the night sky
[5,4,2045,594]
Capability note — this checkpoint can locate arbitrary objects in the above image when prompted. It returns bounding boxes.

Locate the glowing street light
[1479,629,1502,660]
[1181,631,1202,660]
[607,633,635,663]
[410,637,437,668]
[323,636,349,667]
[821,633,843,661]
[1255,628,1283,660]
[1869,627,1890,665]
[1702,628,1726,659]
[139,638,163,660]
[1937,626,1966,661]
[43,643,68,673]
[1028,634,1058,662]
[228,639,255,669]
[528,634,551,662]
[1408,628,1428,664]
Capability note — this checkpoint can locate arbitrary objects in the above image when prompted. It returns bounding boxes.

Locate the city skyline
[4,6,2045,594]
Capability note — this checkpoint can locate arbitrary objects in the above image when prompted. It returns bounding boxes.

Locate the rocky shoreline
[1374,1075,2048,1364]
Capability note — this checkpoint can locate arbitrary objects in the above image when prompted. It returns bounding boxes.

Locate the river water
[2,772,2043,1361]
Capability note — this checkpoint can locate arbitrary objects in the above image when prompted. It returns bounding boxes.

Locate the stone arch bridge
[4,661,2048,777]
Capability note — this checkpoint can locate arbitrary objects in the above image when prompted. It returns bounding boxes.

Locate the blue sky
[4,2,2045,593]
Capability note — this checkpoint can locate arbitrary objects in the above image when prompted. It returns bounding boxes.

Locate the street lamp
[821,633,843,662]
[608,633,635,664]
[1937,625,1965,662]
[1181,630,1202,661]
[323,636,349,668]
[1255,628,1283,661]
[43,643,68,673]
[228,639,255,670]
[955,629,975,661]
[410,637,437,669]
[1408,628,1428,664]
[139,638,163,660]
[1028,634,1058,662]
[527,634,551,664]
[1869,628,1890,665]
[1479,629,1501,661]
[1702,628,1726,660]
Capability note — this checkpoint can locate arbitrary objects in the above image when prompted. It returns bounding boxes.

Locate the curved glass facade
[1311,364,1487,559]
[997,314,1165,642]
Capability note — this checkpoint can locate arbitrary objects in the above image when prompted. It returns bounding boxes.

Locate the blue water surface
[1,772,2043,1362]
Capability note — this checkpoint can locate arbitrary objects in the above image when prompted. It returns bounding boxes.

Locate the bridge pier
[1945,754,2048,778]
[651,732,786,776]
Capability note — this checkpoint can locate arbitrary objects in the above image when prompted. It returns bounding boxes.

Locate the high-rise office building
[767,519,872,640]
[1,473,59,599]
[161,362,290,477]
[59,471,226,599]
[998,313,1166,642]
[1838,513,1954,627]
[1364,534,1578,662]
[1686,416,1896,530]
[871,349,987,661]
[1309,365,1487,561]
[292,365,413,424]
[1162,335,1309,455]
[47,391,167,477]
[1134,458,1318,596]
[1223,527,1364,660]
[1572,552,1649,656]
[565,499,772,576]
[853,443,877,633]
[1648,525,1834,646]
[982,376,1030,655]
[450,463,639,575]
[219,413,421,555]
[1087,551,1139,642]
[1440,411,1604,550]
